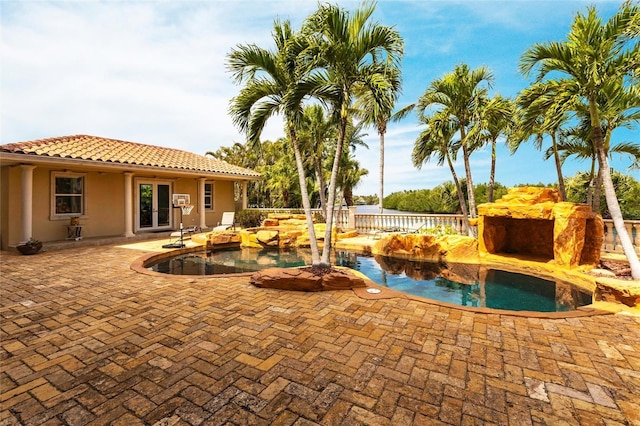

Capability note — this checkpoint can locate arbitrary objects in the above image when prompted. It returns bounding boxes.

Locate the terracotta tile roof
[1,135,260,178]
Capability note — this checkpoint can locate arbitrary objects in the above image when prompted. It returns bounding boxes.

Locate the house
[0,135,261,250]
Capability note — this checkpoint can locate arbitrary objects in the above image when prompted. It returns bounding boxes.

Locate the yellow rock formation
[477,187,603,269]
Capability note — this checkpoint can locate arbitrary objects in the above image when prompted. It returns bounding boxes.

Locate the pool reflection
[149,248,592,312]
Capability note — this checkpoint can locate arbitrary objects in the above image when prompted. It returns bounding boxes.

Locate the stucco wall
[210,181,236,227]
[0,164,242,249]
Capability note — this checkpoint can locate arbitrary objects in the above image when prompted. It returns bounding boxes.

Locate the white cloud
[1,0,635,200]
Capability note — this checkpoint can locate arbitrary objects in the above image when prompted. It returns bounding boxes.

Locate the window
[52,173,85,216]
[204,182,214,210]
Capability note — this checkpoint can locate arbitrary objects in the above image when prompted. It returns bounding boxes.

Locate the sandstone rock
[262,218,280,227]
[208,233,241,246]
[280,219,307,227]
[439,235,479,263]
[589,268,617,278]
[595,279,640,307]
[256,230,279,246]
[250,267,365,292]
[322,269,365,290]
[372,234,477,264]
[478,187,602,268]
[268,213,293,220]
[338,229,358,239]
[251,268,322,291]
[496,186,561,205]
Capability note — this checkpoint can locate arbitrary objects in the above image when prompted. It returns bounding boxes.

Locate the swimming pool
[146,248,592,312]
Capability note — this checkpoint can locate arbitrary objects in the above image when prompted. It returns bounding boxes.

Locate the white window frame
[204,182,215,211]
[51,171,87,219]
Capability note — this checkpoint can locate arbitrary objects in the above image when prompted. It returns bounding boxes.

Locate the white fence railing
[602,219,640,254]
[250,208,639,254]
[353,213,467,234]
[249,208,350,229]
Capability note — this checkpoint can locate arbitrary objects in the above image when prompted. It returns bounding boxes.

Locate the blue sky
[2,0,638,197]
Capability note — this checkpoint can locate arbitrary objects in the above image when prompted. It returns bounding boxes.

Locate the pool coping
[131,246,615,319]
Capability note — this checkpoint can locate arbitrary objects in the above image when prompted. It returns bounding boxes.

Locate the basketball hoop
[162,193,193,249]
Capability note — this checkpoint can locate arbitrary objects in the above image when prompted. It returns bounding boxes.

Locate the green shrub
[421,225,458,237]
[313,212,326,223]
[236,210,265,228]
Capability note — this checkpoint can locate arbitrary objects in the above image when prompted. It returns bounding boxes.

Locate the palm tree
[297,104,336,215]
[550,125,640,211]
[227,19,323,264]
[472,94,514,202]
[519,3,640,279]
[304,1,404,266]
[417,63,493,231]
[353,66,413,213]
[412,112,472,236]
[511,80,576,200]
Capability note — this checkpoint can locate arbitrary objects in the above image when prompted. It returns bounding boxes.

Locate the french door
[137,181,171,230]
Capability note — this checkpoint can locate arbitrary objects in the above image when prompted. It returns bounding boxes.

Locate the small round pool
[145,248,593,313]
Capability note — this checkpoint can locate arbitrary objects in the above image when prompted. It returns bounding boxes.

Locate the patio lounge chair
[369,226,402,239]
[213,211,235,231]
[404,222,427,234]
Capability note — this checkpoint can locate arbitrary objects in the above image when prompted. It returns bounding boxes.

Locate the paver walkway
[1,242,639,425]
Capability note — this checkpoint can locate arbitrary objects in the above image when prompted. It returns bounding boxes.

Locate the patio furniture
[213,212,236,231]
[404,222,427,234]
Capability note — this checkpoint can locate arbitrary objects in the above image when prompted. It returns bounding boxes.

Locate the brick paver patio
[1,242,639,425]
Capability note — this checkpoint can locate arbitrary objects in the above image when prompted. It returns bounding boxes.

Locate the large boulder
[372,234,478,263]
[477,187,603,268]
[250,267,365,291]
[256,230,279,246]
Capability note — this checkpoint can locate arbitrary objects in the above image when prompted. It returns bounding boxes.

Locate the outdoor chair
[369,226,402,239]
[213,211,236,231]
[404,222,428,234]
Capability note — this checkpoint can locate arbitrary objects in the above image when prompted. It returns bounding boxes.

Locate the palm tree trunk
[488,138,496,203]
[321,114,347,266]
[586,157,596,210]
[590,103,640,279]
[379,132,385,213]
[460,128,477,223]
[289,128,321,265]
[594,166,602,214]
[551,133,566,200]
[447,152,473,237]
[314,161,327,215]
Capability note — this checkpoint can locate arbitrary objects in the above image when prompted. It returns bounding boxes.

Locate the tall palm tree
[417,63,493,231]
[511,80,575,200]
[520,3,640,279]
[412,112,472,236]
[472,94,514,202]
[227,19,323,264]
[353,66,412,213]
[304,1,404,266]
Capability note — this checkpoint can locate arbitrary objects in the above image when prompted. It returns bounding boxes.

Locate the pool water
[147,248,592,312]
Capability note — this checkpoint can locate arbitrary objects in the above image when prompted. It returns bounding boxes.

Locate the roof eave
[0,152,262,181]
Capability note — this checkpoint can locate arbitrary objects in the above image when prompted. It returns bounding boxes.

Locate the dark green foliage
[236,210,266,228]
[474,182,508,205]
[565,171,640,219]
[383,181,509,213]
